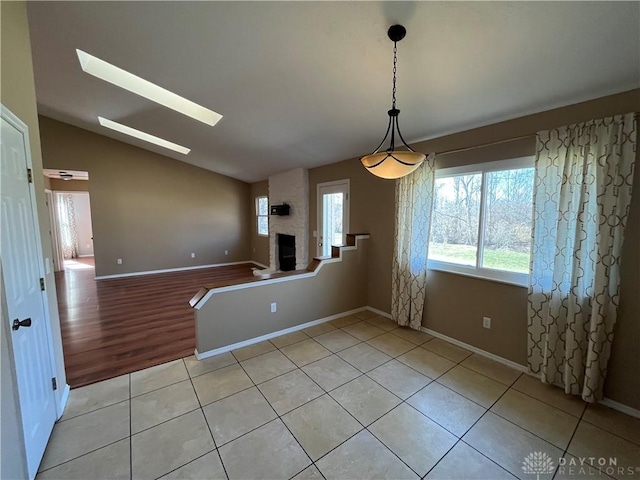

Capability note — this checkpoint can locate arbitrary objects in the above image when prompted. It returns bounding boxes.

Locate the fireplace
[277,234,296,271]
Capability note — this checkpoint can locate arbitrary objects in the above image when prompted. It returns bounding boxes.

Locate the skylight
[77,49,222,126]
[98,117,191,155]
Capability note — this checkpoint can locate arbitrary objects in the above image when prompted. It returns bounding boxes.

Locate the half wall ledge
[192,234,370,357]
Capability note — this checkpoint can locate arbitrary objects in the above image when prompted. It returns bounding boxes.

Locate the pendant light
[361,25,426,179]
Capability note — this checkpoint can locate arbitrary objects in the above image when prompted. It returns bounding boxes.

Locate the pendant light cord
[392,42,398,109]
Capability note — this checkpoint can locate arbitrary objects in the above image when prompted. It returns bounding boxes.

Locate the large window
[256,196,269,236]
[428,157,535,285]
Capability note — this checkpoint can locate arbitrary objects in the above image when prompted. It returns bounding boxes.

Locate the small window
[428,157,535,286]
[256,196,269,236]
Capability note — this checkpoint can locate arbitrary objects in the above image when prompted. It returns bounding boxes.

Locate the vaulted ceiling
[27,2,639,183]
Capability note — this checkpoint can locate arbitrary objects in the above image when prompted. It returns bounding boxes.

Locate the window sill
[257,233,269,237]
[427,261,529,288]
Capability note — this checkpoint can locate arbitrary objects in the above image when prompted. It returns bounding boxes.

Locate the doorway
[317,179,350,257]
[43,170,93,272]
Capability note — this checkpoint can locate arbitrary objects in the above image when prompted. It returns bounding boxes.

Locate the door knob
[12,318,32,331]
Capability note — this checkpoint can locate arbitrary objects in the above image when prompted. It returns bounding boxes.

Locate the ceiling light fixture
[360,25,426,179]
[98,117,191,155]
[77,49,222,127]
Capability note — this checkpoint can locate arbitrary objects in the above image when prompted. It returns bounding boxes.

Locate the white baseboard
[77,254,94,258]
[194,302,640,419]
[95,260,261,280]
[194,306,368,360]
[600,398,640,419]
[366,306,392,319]
[57,383,70,419]
[251,261,269,269]
[418,321,639,418]
[517,370,640,417]
[365,306,527,372]
[420,326,529,373]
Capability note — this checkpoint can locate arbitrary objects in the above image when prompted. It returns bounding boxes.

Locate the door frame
[49,189,94,264]
[44,189,64,272]
[1,105,66,430]
[316,179,350,257]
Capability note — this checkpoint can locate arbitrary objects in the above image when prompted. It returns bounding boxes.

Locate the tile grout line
[298,330,463,478]
[415,348,521,473]
[274,333,427,478]
[550,402,619,480]
[577,414,640,448]
[182,340,589,459]
[103,350,530,479]
[233,356,316,477]
[37,436,131,474]
[421,371,525,480]
[57,397,130,425]
[337,322,615,450]
[277,324,484,458]
[186,364,230,480]
[406,348,519,478]
[227,333,412,476]
[50,316,633,480]
[364,411,444,479]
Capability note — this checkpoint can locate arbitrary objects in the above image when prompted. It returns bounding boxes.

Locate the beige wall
[48,178,89,192]
[250,180,270,266]
[307,89,640,409]
[196,240,369,353]
[1,2,65,477]
[39,117,252,277]
[308,161,395,311]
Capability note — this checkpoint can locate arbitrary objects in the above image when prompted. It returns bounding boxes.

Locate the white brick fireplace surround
[268,168,309,271]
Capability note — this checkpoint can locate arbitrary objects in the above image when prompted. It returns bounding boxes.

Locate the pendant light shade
[361,25,426,180]
[360,151,425,179]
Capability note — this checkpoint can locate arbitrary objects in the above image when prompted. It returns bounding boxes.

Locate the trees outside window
[428,157,534,285]
[256,196,268,236]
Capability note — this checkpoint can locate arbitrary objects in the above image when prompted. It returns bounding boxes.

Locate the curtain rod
[434,134,535,157]
[434,112,639,157]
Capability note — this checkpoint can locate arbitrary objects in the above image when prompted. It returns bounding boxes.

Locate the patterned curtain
[57,193,79,259]
[528,113,637,402]
[391,155,436,330]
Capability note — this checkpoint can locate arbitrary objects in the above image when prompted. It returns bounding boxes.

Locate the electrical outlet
[270,302,277,313]
[225,250,229,255]
[483,316,491,329]
[117,258,123,265]
[191,252,196,258]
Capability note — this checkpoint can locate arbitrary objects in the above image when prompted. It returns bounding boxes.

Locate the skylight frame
[77,49,222,127]
[98,117,191,155]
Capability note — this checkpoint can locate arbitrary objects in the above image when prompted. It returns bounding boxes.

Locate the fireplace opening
[277,234,296,271]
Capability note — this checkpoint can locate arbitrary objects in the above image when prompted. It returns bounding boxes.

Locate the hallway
[54,261,257,387]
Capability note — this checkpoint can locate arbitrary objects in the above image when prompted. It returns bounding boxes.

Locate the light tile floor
[38,312,640,480]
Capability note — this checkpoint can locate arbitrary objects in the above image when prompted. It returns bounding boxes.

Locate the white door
[317,180,350,257]
[1,106,58,479]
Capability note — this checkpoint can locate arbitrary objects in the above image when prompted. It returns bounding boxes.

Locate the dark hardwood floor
[55,259,256,388]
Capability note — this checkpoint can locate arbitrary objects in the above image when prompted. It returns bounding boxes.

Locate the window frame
[427,156,535,287]
[256,195,269,237]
